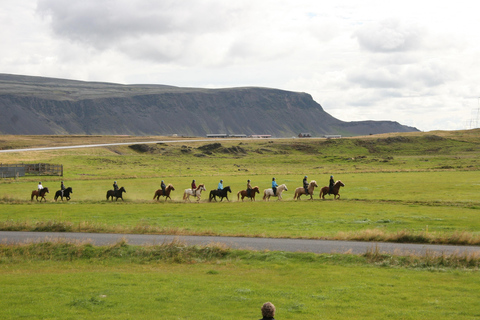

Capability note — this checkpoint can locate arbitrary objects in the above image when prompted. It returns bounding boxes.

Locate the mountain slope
[0,73,418,136]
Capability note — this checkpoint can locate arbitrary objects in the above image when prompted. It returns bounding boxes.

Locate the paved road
[1,231,479,256]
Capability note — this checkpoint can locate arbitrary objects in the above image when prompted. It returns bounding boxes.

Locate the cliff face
[0,74,418,136]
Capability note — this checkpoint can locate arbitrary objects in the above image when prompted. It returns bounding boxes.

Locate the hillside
[0,73,418,136]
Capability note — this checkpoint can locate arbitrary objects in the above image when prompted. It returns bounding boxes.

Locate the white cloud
[1,0,479,131]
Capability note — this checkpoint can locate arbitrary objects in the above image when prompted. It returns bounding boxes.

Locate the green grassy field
[1,132,479,243]
[1,241,480,320]
[1,131,480,319]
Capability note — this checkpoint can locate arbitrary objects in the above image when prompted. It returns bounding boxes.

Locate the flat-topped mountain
[0,73,418,136]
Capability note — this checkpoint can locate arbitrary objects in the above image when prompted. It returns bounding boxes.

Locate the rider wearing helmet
[113,181,119,191]
[161,180,166,195]
[60,180,66,197]
[272,177,278,196]
[329,175,335,194]
[218,179,223,190]
[303,175,309,195]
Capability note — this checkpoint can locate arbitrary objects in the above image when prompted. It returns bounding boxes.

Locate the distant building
[298,133,311,138]
[206,134,247,138]
[250,134,272,138]
[206,134,228,138]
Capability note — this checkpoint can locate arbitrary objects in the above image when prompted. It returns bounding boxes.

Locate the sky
[1,0,480,132]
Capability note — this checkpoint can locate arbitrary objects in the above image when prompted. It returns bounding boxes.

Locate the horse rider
[191,179,197,196]
[246,179,252,198]
[303,175,309,195]
[218,179,224,191]
[329,175,335,194]
[60,180,66,197]
[38,181,44,194]
[272,177,278,196]
[113,181,119,191]
[161,180,166,195]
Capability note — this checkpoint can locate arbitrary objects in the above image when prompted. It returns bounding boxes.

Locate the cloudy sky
[2,0,480,131]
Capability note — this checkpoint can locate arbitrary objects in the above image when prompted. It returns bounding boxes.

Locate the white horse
[263,184,288,201]
[183,184,206,202]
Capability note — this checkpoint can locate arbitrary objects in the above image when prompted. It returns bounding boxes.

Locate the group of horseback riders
[38,180,66,196]
[121,175,336,199]
[244,175,336,198]
[37,175,337,201]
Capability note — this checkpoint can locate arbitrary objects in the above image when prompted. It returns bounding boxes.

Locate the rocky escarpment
[0,73,418,136]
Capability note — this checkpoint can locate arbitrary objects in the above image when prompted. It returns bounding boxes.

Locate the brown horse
[319,180,345,199]
[293,181,318,200]
[237,186,260,201]
[153,184,175,201]
[31,187,49,202]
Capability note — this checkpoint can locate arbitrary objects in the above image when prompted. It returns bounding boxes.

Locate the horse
[31,187,49,202]
[153,184,175,201]
[293,180,318,200]
[209,186,232,202]
[183,184,206,202]
[263,184,288,201]
[237,186,260,201]
[54,187,73,201]
[106,187,126,201]
[319,180,345,200]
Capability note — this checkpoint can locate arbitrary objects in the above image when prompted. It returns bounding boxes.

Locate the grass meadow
[1,130,480,319]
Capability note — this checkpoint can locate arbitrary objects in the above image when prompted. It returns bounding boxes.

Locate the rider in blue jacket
[272,177,278,196]
[218,179,223,190]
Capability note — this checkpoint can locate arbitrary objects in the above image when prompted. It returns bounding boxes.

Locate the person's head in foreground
[261,302,275,319]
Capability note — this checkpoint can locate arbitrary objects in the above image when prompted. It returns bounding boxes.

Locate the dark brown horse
[319,180,345,199]
[209,186,232,202]
[31,187,49,202]
[106,187,126,201]
[153,184,175,201]
[237,186,260,201]
[54,187,73,201]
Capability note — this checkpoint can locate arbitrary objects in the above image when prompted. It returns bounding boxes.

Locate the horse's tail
[263,190,267,200]
[183,191,187,200]
[237,191,242,201]
[153,192,157,200]
[293,191,299,200]
[106,192,109,200]
[209,191,213,202]
[31,191,35,201]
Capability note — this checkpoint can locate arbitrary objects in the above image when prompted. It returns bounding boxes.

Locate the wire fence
[0,163,63,178]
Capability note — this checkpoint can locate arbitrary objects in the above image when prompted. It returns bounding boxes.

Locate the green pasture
[1,242,480,320]
[1,132,480,242]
